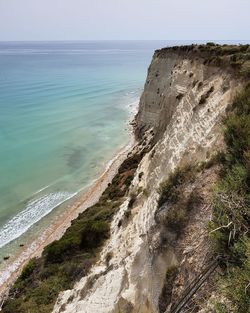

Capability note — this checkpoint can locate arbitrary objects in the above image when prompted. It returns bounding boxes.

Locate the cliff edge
[52,45,243,313]
[3,44,250,313]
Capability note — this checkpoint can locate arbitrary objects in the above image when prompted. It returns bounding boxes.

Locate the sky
[0,0,249,41]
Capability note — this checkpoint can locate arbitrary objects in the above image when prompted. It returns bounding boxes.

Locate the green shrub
[163,206,188,233]
[209,83,250,312]
[80,220,109,248]
[216,238,250,313]
[224,115,250,163]
[232,82,250,115]
[44,237,81,263]
[158,165,201,238]
[206,42,216,46]
[19,259,36,280]
[163,191,201,235]
[209,164,249,256]
[240,61,250,78]
[158,165,195,207]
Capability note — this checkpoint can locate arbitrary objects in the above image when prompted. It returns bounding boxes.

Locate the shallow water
[0,40,171,257]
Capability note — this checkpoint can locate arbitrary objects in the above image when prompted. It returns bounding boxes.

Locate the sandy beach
[0,136,135,302]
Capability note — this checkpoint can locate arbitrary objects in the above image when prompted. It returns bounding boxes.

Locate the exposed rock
[53,49,241,313]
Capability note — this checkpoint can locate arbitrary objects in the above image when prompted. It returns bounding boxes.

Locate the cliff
[51,46,242,312]
[3,44,250,313]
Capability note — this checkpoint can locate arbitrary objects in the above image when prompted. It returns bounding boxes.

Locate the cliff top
[155,43,250,79]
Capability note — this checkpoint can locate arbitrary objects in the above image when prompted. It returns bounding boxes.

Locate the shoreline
[0,133,136,300]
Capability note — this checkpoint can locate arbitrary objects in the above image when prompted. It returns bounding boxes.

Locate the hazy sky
[0,0,249,41]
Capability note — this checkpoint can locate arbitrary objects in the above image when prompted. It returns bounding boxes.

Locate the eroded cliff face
[53,49,241,313]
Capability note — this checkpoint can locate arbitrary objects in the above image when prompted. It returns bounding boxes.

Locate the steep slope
[52,47,242,313]
[3,44,249,313]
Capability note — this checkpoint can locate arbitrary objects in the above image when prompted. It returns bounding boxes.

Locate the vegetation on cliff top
[156,43,250,79]
[2,151,144,313]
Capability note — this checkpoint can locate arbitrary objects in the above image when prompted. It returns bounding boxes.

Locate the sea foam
[0,192,76,249]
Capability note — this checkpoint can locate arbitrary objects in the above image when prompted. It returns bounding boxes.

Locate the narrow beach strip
[0,138,135,299]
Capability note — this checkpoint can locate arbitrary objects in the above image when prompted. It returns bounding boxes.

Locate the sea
[0,39,248,275]
[0,40,172,263]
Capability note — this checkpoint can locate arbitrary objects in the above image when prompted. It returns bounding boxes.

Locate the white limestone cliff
[53,48,241,313]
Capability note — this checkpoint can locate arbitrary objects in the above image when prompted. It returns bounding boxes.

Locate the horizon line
[0,39,249,43]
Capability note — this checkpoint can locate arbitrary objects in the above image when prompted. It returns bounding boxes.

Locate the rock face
[53,49,240,313]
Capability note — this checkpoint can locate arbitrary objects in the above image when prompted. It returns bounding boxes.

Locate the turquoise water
[0,41,168,252]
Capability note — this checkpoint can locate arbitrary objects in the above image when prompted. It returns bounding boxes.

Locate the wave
[0,191,76,249]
